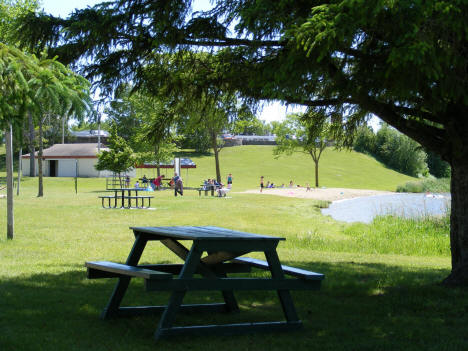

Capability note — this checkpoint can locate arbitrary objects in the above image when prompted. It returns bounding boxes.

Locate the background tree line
[353,124,450,179]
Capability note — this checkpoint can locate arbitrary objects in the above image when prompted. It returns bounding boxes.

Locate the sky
[39,0,378,128]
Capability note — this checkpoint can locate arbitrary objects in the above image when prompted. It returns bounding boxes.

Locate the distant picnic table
[85,226,325,341]
[98,188,154,209]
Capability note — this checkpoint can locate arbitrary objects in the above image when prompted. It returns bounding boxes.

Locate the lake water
[321,193,451,223]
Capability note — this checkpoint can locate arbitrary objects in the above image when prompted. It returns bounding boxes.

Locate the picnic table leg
[218,271,240,313]
[101,234,148,319]
[120,191,125,208]
[155,244,204,340]
[204,250,239,313]
[264,249,300,323]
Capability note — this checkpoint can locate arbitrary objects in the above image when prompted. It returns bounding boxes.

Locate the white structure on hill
[21,143,135,178]
[69,129,109,144]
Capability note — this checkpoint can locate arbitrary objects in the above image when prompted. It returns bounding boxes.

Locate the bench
[86,261,173,280]
[99,195,153,209]
[198,185,222,196]
[198,186,213,196]
[233,257,324,281]
[122,195,154,209]
[98,195,122,208]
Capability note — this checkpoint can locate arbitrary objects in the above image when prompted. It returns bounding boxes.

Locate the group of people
[260,176,312,192]
[201,173,233,197]
[124,174,166,191]
[122,172,233,197]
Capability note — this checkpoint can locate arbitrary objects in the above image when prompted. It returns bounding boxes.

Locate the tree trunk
[29,111,35,177]
[314,159,319,188]
[62,115,66,144]
[211,131,221,183]
[5,124,14,240]
[17,147,21,196]
[37,117,44,197]
[442,161,468,286]
[155,145,161,177]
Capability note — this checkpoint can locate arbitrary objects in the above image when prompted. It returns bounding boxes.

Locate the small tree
[29,56,90,197]
[274,112,331,188]
[95,124,135,186]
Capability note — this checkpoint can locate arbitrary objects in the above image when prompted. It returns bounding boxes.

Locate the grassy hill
[150,145,416,191]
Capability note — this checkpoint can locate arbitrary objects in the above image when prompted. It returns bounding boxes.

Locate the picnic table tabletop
[131,226,285,241]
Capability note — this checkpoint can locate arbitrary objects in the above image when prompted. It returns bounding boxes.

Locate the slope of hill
[157,145,416,191]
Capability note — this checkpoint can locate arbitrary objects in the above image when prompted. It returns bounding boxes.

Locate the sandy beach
[239,187,394,201]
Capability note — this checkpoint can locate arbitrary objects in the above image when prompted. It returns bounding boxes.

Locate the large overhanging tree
[16,0,468,286]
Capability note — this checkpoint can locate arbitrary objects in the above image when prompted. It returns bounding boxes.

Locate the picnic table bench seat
[98,195,122,208]
[86,261,173,280]
[124,195,153,208]
[98,194,154,209]
[234,257,324,280]
[197,186,214,196]
[198,185,223,196]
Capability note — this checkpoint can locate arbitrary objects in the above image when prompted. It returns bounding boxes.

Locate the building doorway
[49,160,57,177]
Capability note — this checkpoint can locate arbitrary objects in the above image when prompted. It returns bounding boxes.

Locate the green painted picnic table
[85,226,324,341]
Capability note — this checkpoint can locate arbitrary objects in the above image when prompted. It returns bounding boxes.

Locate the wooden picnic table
[99,188,153,209]
[85,226,325,341]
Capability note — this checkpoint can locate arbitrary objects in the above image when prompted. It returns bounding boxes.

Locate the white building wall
[77,158,99,177]
[21,158,33,176]
[21,158,45,176]
[21,157,135,178]
[58,159,77,177]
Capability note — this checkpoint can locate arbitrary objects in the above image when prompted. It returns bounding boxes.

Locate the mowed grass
[159,145,416,191]
[0,147,465,351]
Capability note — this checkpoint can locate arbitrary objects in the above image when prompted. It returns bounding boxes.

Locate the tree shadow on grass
[0,262,467,351]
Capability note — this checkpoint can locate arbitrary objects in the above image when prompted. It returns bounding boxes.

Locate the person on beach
[260,176,264,193]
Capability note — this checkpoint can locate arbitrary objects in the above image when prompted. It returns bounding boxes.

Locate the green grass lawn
[157,145,416,191]
[0,147,465,351]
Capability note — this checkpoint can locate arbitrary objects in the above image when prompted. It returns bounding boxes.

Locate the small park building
[21,143,135,178]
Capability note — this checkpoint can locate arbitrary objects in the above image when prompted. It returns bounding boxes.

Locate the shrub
[396,177,450,193]
[426,151,451,178]
[353,124,428,177]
